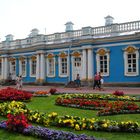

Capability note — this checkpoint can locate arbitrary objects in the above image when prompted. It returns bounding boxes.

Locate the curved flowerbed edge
[0,121,103,140]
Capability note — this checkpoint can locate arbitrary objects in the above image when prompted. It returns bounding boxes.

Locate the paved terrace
[0,85,140,95]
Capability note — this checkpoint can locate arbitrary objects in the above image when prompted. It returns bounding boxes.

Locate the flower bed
[55,96,140,116]
[33,91,51,97]
[0,101,28,116]
[0,116,99,140]
[0,87,32,101]
[0,101,140,133]
[97,101,140,116]
[58,93,139,101]
[55,97,109,110]
[33,88,57,96]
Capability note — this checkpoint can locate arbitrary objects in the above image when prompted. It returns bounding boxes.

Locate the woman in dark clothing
[93,72,101,89]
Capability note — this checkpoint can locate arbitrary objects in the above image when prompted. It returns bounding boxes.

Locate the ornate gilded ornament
[126,46,136,53]
[19,56,25,61]
[59,52,67,58]
[47,53,54,58]
[97,49,106,55]
[31,56,36,60]
[8,57,16,62]
[72,51,81,57]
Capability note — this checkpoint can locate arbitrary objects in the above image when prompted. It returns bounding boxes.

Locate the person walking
[93,72,101,90]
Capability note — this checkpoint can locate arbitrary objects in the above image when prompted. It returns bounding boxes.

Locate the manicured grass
[0,95,140,140]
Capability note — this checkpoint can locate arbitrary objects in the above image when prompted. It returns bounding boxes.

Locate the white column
[81,49,87,80]
[1,58,5,79]
[4,57,8,79]
[87,49,93,80]
[36,54,40,81]
[40,53,45,82]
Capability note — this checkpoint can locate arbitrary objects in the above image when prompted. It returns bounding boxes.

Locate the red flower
[6,113,30,132]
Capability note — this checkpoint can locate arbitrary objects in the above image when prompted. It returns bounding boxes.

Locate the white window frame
[58,56,68,77]
[72,56,82,80]
[124,47,139,76]
[30,59,36,77]
[9,60,16,79]
[96,49,110,76]
[47,57,55,77]
[19,59,27,77]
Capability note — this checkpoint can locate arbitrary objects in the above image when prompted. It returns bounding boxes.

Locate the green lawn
[0,95,140,140]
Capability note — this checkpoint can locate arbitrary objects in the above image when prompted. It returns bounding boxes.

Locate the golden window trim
[19,57,26,61]
[97,49,106,55]
[8,57,16,62]
[31,56,36,61]
[72,51,81,57]
[59,52,67,58]
[125,46,137,53]
[47,54,54,58]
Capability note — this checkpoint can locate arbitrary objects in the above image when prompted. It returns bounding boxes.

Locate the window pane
[61,58,67,75]
[133,59,136,63]
[128,68,131,72]
[133,68,136,72]
[48,58,54,75]
[133,54,136,58]
[99,54,108,74]
[128,60,131,63]
[128,54,131,58]
[100,56,103,60]
[104,56,107,59]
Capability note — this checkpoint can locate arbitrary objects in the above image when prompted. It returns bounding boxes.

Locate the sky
[0,0,139,41]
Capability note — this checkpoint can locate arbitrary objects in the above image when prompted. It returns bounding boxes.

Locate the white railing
[0,20,140,49]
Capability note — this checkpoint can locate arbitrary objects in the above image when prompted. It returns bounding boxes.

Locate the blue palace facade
[0,16,140,86]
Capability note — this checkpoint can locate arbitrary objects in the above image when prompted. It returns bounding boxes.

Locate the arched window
[58,52,68,77]
[46,53,55,77]
[9,57,16,78]
[96,48,110,76]
[71,51,82,80]
[30,56,36,76]
[123,46,139,76]
[19,56,27,77]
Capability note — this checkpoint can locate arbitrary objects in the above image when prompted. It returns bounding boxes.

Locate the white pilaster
[81,49,87,80]
[87,49,93,80]
[40,53,45,82]
[4,57,8,79]
[36,54,40,81]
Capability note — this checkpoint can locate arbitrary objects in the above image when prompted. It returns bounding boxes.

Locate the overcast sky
[0,0,139,41]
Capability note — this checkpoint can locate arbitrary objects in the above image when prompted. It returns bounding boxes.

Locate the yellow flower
[52,112,57,117]
[90,125,93,129]
[102,123,108,128]
[82,123,86,129]
[75,124,80,130]
[71,123,74,127]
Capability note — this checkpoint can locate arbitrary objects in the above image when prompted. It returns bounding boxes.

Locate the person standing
[16,75,20,90]
[98,72,105,90]
[93,72,101,90]
[19,75,23,90]
[75,74,81,87]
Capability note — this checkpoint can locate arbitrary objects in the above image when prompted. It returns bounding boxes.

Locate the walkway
[0,85,140,95]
